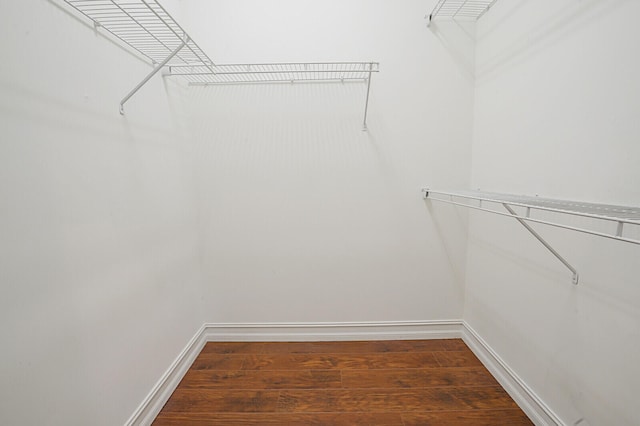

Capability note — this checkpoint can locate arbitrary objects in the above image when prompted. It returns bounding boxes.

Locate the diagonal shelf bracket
[362,62,374,131]
[120,37,188,115]
[501,203,579,285]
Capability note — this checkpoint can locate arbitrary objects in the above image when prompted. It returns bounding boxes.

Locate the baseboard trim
[124,324,209,426]
[126,319,561,426]
[203,320,463,341]
[461,321,564,426]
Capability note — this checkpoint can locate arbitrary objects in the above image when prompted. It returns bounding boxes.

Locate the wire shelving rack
[62,0,379,128]
[170,62,379,85]
[63,0,213,67]
[423,189,640,285]
[427,0,498,24]
[173,62,379,130]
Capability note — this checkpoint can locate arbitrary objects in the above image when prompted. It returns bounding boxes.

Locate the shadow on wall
[428,20,476,83]
[0,78,179,147]
[181,80,409,244]
[475,0,628,85]
[162,76,194,141]
[425,201,468,295]
[467,216,640,425]
[182,82,391,174]
[46,0,149,67]
[179,81,418,230]
[547,252,640,426]
[468,217,573,284]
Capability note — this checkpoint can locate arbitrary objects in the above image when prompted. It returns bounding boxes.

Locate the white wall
[12,1,637,424]
[0,1,204,425]
[463,0,640,424]
[179,0,475,323]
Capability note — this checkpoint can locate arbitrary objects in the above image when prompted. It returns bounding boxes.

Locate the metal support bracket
[362,62,374,131]
[119,37,188,115]
[423,189,583,285]
[502,203,579,285]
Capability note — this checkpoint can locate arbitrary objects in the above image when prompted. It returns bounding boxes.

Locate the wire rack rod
[170,62,380,85]
[426,190,640,224]
[428,0,498,23]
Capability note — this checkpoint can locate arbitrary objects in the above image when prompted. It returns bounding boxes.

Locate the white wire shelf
[62,0,379,127]
[170,62,380,85]
[171,61,379,129]
[427,0,497,24]
[423,189,640,285]
[63,0,213,67]
[427,190,640,225]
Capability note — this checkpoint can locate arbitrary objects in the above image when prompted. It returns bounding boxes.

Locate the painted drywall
[0,1,204,425]
[178,0,475,323]
[462,0,640,424]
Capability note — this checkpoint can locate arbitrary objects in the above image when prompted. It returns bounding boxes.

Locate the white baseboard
[461,321,564,426]
[203,320,463,341]
[124,324,209,426]
[126,319,561,426]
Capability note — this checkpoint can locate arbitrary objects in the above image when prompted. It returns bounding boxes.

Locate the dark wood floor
[153,339,533,425]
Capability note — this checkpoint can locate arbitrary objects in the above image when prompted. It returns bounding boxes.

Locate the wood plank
[402,409,534,425]
[200,342,265,354]
[153,412,404,425]
[189,354,246,371]
[276,386,519,412]
[433,351,484,367]
[341,367,499,389]
[180,369,342,389]
[154,339,532,425]
[240,352,440,370]
[160,389,280,413]
[254,339,453,354]
[440,339,470,351]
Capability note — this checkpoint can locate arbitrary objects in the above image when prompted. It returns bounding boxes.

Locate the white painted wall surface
[0,1,204,425]
[179,0,475,323]
[463,1,640,424]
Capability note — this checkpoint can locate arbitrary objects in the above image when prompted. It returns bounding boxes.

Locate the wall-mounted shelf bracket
[120,37,188,115]
[501,203,579,284]
[362,62,375,131]
[423,189,640,285]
